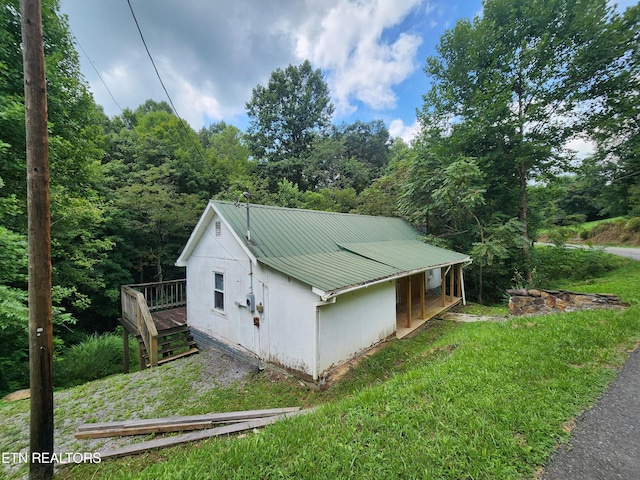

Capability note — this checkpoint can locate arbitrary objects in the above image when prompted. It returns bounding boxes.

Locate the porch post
[138,342,145,371]
[450,265,454,302]
[406,275,412,327]
[123,327,130,374]
[441,267,446,307]
[420,273,425,319]
[457,264,462,298]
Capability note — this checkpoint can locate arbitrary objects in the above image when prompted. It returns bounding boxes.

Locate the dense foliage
[0,0,637,394]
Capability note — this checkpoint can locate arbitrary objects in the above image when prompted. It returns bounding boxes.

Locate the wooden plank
[156,347,199,365]
[76,421,216,439]
[76,407,301,434]
[87,411,304,462]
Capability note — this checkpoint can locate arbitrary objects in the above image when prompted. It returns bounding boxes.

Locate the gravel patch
[0,346,257,479]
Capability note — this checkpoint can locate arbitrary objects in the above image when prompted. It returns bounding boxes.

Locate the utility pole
[20,0,54,478]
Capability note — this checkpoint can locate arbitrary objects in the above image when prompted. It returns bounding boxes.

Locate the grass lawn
[4,260,640,479]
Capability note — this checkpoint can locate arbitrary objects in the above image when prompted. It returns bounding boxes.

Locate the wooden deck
[151,307,187,332]
[396,294,462,339]
[120,280,197,369]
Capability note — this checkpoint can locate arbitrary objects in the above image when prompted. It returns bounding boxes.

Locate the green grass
[580,217,626,232]
[50,260,640,480]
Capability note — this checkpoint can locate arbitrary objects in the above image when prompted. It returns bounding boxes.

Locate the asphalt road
[536,243,640,261]
[541,346,640,480]
[541,244,640,479]
[600,246,640,261]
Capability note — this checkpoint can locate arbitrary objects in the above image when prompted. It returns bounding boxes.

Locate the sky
[59,0,634,146]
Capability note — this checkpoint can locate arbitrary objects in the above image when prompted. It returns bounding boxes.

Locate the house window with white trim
[214,272,225,311]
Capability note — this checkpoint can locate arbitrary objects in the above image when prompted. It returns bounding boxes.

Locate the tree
[419,0,632,280]
[581,4,640,216]
[245,60,334,190]
[357,138,411,217]
[334,120,391,172]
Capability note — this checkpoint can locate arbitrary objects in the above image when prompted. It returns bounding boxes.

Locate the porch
[395,264,465,339]
[120,279,198,371]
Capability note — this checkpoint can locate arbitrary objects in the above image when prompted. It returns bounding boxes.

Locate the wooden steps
[137,321,199,368]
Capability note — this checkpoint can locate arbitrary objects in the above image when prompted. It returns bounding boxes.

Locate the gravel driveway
[1,347,257,479]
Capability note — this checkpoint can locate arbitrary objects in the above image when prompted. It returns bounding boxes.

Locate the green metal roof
[208,201,470,296]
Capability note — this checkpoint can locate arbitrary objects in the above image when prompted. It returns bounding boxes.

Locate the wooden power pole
[20,0,54,478]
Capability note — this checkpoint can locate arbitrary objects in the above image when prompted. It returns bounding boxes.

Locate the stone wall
[507,289,629,316]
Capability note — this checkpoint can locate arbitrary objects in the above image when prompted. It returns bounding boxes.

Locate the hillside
[2,257,639,479]
[542,218,640,247]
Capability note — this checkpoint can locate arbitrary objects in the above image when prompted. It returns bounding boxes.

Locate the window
[214,272,224,311]
[214,220,221,237]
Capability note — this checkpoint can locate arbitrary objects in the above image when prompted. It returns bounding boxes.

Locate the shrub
[532,246,623,284]
[546,227,576,247]
[625,217,640,233]
[54,332,138,388]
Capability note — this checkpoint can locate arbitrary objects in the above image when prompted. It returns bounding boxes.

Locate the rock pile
[507,289,629,316]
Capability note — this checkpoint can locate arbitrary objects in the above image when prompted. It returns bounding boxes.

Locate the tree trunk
[518,158,532,282]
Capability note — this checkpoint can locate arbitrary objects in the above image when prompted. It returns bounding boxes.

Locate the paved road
[542,346,640,479]
[536,243,640,261]
[541,244,640,479]
[600,246,640,261]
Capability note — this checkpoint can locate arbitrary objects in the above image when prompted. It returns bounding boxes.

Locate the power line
[70,28,124,114]
[125,0,214,174]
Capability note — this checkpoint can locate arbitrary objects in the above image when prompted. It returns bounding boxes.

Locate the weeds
[54,332,138,389]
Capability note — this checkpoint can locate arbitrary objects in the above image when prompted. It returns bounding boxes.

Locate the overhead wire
[70,28,124,114]
[125,0,216,175]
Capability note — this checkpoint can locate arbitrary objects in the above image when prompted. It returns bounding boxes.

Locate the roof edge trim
[319,258,472,301]
[175,201,257,267]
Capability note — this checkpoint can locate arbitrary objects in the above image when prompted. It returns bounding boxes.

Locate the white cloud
[389,118,420,142]
[565,137,596,160]
[63,0,430,127]
[295,0,424,116]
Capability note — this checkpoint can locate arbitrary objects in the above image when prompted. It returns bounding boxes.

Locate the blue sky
[60,0,632,143]
[60,0,484,141]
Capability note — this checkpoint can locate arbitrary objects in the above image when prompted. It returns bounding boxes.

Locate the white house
[176,201,471,382]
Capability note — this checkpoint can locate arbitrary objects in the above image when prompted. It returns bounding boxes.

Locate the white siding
[317,280,396,375]
[261,268,317,377]
[185,214,258,354]
[184,213,318,377]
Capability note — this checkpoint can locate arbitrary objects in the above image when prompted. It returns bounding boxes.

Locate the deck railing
[121,285,159,367]
[125,279,187,312]
[120,279,186,368]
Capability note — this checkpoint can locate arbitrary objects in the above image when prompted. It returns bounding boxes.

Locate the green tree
[245,60,334,190]
[0,0,114,328]
[579,4,639,216]
[419,0,631,280]
[334,120,391,173]
[357,138,411,217]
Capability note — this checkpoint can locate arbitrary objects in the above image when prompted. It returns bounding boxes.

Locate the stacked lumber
[69,407,306,461]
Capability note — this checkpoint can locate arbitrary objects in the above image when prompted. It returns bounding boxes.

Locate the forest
[0,0,638,395]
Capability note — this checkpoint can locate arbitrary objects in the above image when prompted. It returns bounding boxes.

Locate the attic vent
[215,221,221,237]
